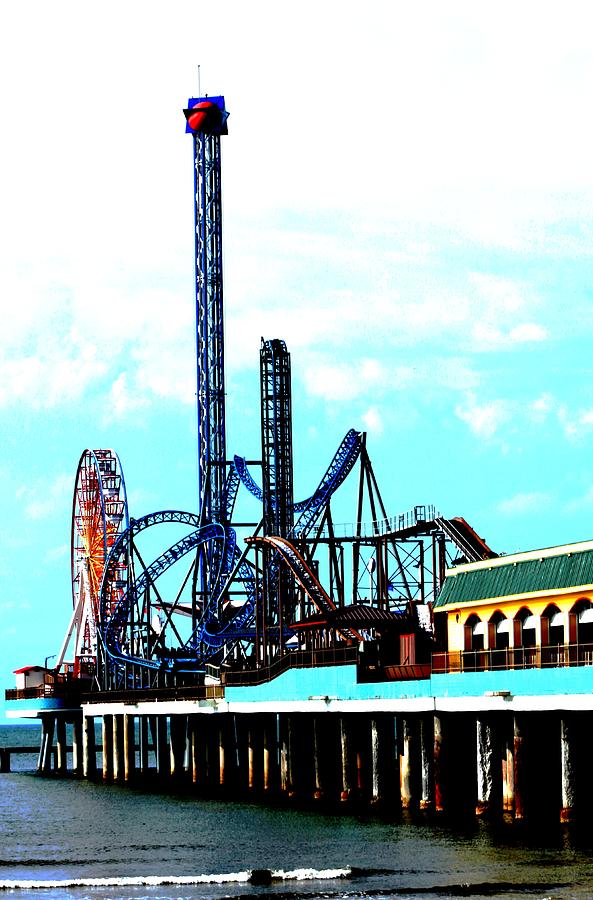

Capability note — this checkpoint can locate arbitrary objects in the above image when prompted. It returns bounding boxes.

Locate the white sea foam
[272,867,351,880]
[0,866,352,890]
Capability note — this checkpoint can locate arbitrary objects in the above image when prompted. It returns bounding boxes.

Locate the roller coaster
[58,94,496,692]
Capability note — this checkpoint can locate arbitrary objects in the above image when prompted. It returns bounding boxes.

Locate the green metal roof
[435,546,593,608]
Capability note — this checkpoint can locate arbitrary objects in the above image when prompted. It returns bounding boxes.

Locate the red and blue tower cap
[184,96,228,135]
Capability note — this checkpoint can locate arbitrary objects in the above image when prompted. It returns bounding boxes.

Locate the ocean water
[2,724,593,899]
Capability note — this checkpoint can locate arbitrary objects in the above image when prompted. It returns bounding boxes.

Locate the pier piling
[20,702,593,829]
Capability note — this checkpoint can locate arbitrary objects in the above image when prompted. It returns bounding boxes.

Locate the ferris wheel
[65,449,129,676]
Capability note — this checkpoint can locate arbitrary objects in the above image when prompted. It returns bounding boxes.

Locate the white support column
[476,716,500,818]
[124,714,135,782]
[399,717,416,810]
[370,717,382,807]
[102,715,113,781]
[560,716,577,823]
[169,716,187,779]
[139,716,150,775]
[82,715,96,779]
[112,714,124,782]
[72,715,83,776]
[38,716,56,774]
[156,716,168,778]
[420,716,434,811]
[56,717,68,774]
[340,716,354,802]
[313,716,325,801]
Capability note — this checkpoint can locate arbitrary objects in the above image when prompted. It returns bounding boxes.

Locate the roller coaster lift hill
[56,94,496,693]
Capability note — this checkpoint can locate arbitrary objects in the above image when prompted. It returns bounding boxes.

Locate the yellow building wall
[444,587,593,652]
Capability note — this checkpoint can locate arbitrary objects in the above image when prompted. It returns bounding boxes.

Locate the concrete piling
[38,715,55,774]
[340,715,355,802]
[82,715,96,778]
[139,715,150,775]
[370,717,383,807]
[72,715,83,776]
[263,715,278,795]
[399,717,419,810]
[169,715,187,779]
[433,713,445,813]
[560,716,577,823]
[102,715,114,781]
[513,714,526,821]
[476,716,502,818]
[502,724,514,816]
[113,714,125,782]
[155,716,168,778]
[123,714,135,781]
[55,717,67,774]
[419,716,434,812]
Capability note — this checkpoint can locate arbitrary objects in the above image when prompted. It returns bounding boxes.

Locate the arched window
[569,598,593,646]
[541,603,563,646]
[464,614,484,651]
[514,607,536,649]
[541,603,565,666]
[488,610,510,650]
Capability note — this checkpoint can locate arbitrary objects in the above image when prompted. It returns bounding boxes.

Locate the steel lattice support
[260,339,294,538]
[187,98,228,524]
[259,339,295,661]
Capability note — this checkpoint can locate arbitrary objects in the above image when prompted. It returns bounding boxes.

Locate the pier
[7,643,593,825]
[7,88,593,831]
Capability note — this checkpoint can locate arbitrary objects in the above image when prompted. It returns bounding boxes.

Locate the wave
[0,866,352,891]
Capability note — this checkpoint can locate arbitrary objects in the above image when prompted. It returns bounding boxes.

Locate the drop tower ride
[183,96,229,525]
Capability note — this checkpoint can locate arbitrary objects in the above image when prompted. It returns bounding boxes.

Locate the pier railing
[5,682,85,701]
[223,645,358,687]
[12,642,593,705]
[316,505,439,539]
[432,642,593,674]
[83,683,225,703]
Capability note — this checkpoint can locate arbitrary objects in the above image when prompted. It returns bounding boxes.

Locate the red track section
[436,516,496,561]
[250,535,361,641]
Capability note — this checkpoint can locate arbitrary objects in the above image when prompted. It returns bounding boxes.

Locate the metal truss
[194,128,226,524]
[260,339,294,538]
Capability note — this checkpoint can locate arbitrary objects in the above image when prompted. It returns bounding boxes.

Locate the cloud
[466,274,547,350]
[225,235,550,377]
[509,323,548,343]
[361,406,383,436]
[0,261,194,412]
[472,321,548,349]
[302,357,386,402]
[16,474,71,521]
[558,406,593,441]
[455,394,511,439]
[0,339,108,409]
[104,372,149,423]
[497,492,551,516]
[529,393,555,423]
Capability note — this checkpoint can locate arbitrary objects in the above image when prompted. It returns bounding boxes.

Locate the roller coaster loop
[102,521,227,670]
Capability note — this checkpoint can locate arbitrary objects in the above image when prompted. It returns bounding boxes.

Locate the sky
[2,0,593,710]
